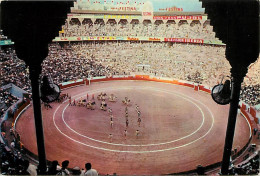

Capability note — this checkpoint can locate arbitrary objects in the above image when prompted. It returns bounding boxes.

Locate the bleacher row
[0,41,259,114]
[61,18,218,43]
[0,88,19,120]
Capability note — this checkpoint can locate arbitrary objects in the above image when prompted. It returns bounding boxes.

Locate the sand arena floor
[16,80,251,175]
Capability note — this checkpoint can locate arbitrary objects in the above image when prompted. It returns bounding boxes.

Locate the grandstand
[0,0,259,175]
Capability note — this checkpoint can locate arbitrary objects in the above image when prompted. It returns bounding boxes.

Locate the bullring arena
[1,1,259,175]
[15,77,251,175]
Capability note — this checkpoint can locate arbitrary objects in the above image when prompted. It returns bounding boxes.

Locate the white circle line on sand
[60,86,206,147]
[52,84,215,152]
[53,97,215,153]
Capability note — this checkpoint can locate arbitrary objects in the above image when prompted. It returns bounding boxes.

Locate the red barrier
[90,78,109,83]
[160,79,174,84]
[85,76,197,90]
[240,103,258,125]
[90,77,136,83]
[172,80,179,84]
[177,82,194,88]
[199,85,204,90]
[250,107,256,118]
[13,100,30,126]
[249,107,258,124]
[241,103,247,111]
[149,77,175,84]
[111,77,135,81]
[199,86,211,94]
[194,85,199,91]
[135,75,150,79]
[64,76,257,126]
[86,76,200,90]
[241,108,254,133]
[60,80,85,89]
[254,118,259,124]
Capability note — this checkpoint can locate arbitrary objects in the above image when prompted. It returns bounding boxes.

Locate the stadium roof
[71,9,205,16]
[72,0,205,15]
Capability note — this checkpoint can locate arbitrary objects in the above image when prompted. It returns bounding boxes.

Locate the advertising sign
[72,0,204,13]
[164,38,204,44]
[153,16,203,20]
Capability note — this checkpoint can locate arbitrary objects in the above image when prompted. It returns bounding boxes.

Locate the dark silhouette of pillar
[221,67,247,174]
[1,1,73,174]
[29,65,47,173]
[200,0,259,174]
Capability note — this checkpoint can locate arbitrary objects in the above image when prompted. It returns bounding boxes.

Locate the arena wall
[1,75,257,174]
[0,98,28,145]
[57,74,259,124]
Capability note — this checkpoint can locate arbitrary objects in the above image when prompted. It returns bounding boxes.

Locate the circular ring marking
[52,84,215,152]
[53,99,215,153]
[61,86,206,147]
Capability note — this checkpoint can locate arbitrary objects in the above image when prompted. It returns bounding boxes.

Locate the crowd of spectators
[0,88,18,118]
[1,122,98,175]
[1,40,259,106]
[1,135,258,176]
[240,59,260,106]
[41,43,113,83]
[0,47,31,92]
[1,143,98,176]
[0,47,29,121]
[60,19,219,42]
[240,85,260,106]
[230,153,259,175]
[42,41,260,106]
[43,41,231,87]
[0,143,36,175]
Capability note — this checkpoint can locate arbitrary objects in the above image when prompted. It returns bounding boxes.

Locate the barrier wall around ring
[3,74,257,174]
[58,75,258,125]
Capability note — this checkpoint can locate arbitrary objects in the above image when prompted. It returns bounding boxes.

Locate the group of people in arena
[67,91,143,141]
[107,97,142,141]
[61,19,218,43]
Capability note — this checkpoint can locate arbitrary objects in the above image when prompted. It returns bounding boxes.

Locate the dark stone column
[29,65,47,174]
[220,67,247,174]
[1,1,73,174]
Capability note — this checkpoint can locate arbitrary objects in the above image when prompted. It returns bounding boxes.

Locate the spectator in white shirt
[81,162,98,176]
